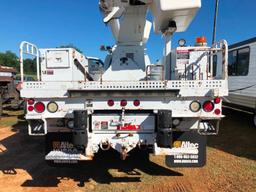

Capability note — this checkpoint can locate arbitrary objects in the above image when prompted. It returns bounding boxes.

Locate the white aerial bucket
[151,0,201,33]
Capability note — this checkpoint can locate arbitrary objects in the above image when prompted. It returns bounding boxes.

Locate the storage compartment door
[46,50,70,68]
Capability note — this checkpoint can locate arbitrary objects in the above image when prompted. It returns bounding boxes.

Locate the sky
[0,0,255,62]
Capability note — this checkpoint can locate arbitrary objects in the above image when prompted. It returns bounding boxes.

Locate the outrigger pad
[74,110,87,130]
[156,130,172,148]
[73,110,88,150]
[156,110,172,147]
[165,131,207,167]
[157,110,172,129]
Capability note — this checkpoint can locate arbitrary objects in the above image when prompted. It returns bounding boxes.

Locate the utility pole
[212,0,219,45]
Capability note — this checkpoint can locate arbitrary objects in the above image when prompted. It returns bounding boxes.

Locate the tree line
[0,51,36,75]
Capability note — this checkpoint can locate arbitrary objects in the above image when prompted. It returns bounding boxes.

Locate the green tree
[24,58,37,75]
[0,51,19,69]
[0,51,37,74]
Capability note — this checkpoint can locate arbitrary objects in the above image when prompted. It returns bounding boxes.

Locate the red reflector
[117,125,140,130]
[214,109,221,115]
[120,100,127,107]
[133,100,140,107]
[214,97,221,104]
[107,100,114,107]
[203,101,214,112]
[27,99,35,105]
[34,102,45,113]
[28,106,34,112]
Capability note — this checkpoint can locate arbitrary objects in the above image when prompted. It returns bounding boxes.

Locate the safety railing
[175,40,228,81]
[146,40,228,82]
[19,41,40,82]
[211,40,228,80]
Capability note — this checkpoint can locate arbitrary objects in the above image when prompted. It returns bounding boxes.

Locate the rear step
[198,120,220,135]
[45,151,93,161]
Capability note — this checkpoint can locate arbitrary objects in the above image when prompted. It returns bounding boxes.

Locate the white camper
[227,37,256,127]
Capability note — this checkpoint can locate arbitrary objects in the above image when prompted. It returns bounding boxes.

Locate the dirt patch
[0,108,255,192]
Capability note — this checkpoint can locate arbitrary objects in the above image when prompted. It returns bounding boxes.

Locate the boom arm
[99,0,201,43]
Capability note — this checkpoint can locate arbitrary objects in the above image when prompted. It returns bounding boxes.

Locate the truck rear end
[20,39,228,167]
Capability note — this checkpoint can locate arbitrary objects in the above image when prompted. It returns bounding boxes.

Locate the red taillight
[107,100,114,107]
[214,109,221,115]
[27,99,35,105]
[214,97,221,104]
[203,101,214,112]
[28,106,34,112]
[34,102,45,113]
[133,100,140,107]
[120,100,127,107]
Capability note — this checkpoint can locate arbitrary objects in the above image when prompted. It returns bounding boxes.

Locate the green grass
[0,116,19,128]
[0,109,24,128]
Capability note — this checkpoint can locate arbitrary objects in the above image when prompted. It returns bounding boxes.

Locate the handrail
[179,40,228,80]
[212,40,228,80]
[19,41,40,82]
[146,64,165,81]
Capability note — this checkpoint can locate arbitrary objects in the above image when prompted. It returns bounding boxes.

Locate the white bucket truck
[19,0,228,167]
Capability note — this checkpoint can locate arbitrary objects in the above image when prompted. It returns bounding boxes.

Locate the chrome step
[45,151,93,161]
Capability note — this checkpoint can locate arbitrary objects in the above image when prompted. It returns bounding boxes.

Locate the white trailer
[226,37,256,127]
[19,0,228,167]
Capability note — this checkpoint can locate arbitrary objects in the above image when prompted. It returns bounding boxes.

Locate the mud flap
[165,131,207,167]
[45,132,80,166]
